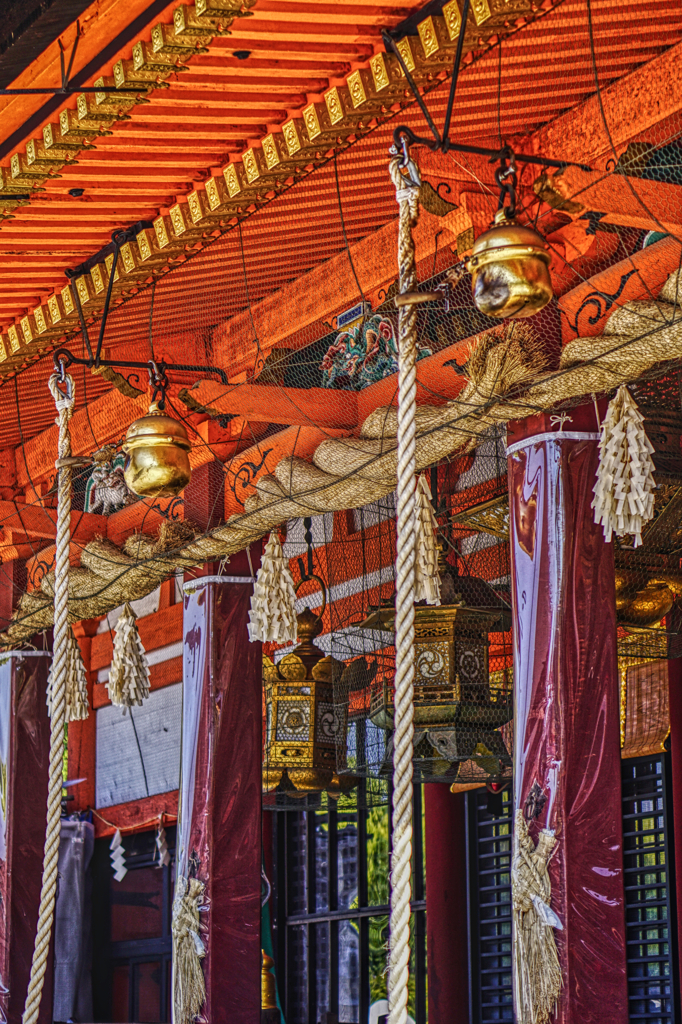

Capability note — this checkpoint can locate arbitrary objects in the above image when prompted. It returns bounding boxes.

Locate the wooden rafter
[2,0,667,371]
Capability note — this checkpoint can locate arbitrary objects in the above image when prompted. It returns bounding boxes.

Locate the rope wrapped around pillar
[387,150,420,1024]
[22,372,76,1024]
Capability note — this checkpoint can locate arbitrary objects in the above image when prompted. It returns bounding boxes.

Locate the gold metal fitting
[465,210,553,319]
[261,951,278,1011]
[123,402,191,497]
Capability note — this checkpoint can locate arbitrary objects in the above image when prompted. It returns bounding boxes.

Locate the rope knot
[549,412,573,432]
[48,372,75,415]
[389,156,421,224]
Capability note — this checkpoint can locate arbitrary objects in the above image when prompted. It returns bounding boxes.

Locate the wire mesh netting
[0,1,681,793]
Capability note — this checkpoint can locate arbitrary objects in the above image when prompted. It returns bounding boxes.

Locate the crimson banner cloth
[178,566,262,1023]
[507,406,628,1024]
[0,652,52,1024]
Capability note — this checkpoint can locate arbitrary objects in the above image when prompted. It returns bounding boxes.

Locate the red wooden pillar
[68,619,100,813]
[507,403,628,1024]
[0,559,26,634]
[0,652,52,1024]
[180,543,263,1023]
[424,785,469,1024]
[666,657,682,980]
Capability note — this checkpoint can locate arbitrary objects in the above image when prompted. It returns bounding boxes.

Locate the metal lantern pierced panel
[367,575,513,780]
[263,607,347,795]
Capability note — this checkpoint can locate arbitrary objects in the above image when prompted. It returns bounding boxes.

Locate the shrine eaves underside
[0,0,680,474]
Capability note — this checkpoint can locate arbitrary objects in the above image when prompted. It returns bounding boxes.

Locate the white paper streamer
[592,385,655,548]
[248,531,298,643]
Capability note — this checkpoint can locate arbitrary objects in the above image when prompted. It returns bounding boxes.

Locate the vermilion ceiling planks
[0,0,679,457]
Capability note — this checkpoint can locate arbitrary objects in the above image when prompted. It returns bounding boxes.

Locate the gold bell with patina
[465,210,553,319]
[123,402,192,498]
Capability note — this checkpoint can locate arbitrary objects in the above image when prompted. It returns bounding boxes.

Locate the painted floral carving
[321,313,430,389]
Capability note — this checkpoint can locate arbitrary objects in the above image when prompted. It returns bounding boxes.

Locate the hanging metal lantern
[615,569,676,627]
[263,588,349,795]
[366,565,513,777]
[123,402,191,498]
[465,210,552,319]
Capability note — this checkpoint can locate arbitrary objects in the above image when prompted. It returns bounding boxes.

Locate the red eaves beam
[10,228,682,532]
[526,35,682,168]
[92,791,178,839]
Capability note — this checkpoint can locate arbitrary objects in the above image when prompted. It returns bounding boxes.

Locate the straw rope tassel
[22,373,76,1024]
[248,531,298,643]
[512,810,563,1024]
[592,385,655,548]
[172,876,207,1024]
[47,626,89,722]
[414,475,441,606]
[387,154,419,1024]
[107,602,150,710]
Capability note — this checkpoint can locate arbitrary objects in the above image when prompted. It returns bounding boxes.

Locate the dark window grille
[622,754,678,1024]
[271,776,427,1024]
[466,788,513,1023]
[91,826,175,1023]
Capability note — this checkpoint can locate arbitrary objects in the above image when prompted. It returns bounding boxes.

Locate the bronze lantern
[123,402,192,498]
[465,210,552,319]
[263,600,348,795]
[367,566,513,778]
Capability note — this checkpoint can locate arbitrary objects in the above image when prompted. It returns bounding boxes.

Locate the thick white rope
[22,372,75,1024]
[387,155,419,1024]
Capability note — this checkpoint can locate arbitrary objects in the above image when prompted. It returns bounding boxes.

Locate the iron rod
[52,348,229,386]
[0,87,144,94]
[442,0,472,145]
[94,242,119,366]
[381,30,441,147]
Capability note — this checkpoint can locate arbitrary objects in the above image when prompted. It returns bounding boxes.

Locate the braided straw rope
[3,277,682,650]
[387,155,419,1024]
[22,373,76,1024]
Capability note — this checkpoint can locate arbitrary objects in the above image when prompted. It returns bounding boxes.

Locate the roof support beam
[524,35,682,167]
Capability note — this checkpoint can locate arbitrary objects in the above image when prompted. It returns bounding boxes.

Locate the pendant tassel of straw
[107,602,150,711]
[47,626,89,722]
[248,531,298,643]
[592,385,655,548]
[414,475,441,606]
[172,876,207,1024]
[511,810,562,1024]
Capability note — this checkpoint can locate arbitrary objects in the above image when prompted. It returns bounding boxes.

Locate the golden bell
[465,210,553,319]
[123,402,192,498]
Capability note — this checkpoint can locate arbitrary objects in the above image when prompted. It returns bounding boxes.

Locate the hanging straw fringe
[414,475,441,606]
[47,626,89,722]
[592,385,655,548]
[512,810,562,1024]
[107,602,150,710]
[248,531,298,643]
[172,876,207,1024]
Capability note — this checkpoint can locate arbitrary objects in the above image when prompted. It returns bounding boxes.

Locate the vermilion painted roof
[0,0,680,454]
